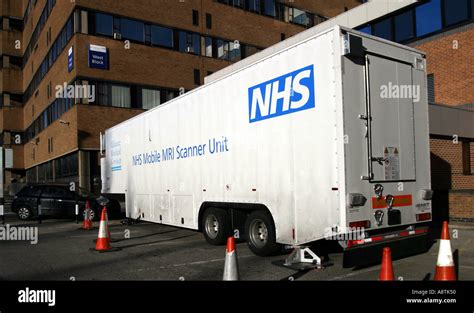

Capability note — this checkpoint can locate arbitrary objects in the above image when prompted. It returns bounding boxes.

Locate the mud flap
[343,233,429,268]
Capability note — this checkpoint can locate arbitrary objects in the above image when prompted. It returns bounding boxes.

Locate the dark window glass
[145,24,151,44]
[192,34,200,55]
[372,18,392,40]
[394,9,414,42]
[194,69,200,85]
[416,0,442,36]
[151,25,174,47]
[443,0,469,26]
[179,31,187,52]
[54,187,74,199]
[233,0,244,9]
[179,32,200,54]
[248,0,261,13]
[427,74,435,103]
[264,0,276,17]
[95,13,113,36]
[206,13,212,29]
[121,18,145,42]
[462,141,472,175]
[17,185,42,197]
[192,10,199,26]
[357,25,372,35]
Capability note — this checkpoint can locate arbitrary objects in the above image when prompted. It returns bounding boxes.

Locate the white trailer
[101,26,433,267]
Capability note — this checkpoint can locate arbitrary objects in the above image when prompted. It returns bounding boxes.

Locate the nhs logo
[248,65,315,123]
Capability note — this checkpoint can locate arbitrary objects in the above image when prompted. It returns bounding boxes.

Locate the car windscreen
[16,186,42,197]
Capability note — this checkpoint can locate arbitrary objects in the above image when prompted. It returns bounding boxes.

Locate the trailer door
[365,54,416,182]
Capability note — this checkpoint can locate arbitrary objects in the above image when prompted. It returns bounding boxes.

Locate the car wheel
[17,206,32,220]
[82,208,98,221]
[202,208,231,245]
[245,210,281,256]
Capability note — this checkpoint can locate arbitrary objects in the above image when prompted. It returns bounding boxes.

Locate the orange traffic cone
[82,201,92,230]
[95,208,111,251]
[104,206,111,243]
[223,237,239,281]
[434,221,456,281]
[379,247,394,281]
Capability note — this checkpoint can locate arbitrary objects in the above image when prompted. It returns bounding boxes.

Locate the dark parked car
[11,184,120,221]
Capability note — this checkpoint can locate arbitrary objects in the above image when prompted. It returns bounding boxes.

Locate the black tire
[17,206,33,220]
[245,210,280,256]
[202,208,231,245]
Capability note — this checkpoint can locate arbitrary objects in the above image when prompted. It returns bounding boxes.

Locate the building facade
[0,0,360,195]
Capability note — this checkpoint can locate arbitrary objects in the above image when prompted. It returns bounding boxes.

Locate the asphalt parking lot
[1,209,473,281]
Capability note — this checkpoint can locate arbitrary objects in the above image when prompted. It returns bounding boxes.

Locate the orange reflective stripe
[372,195,412,209]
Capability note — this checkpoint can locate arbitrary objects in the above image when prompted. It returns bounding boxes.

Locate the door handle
[371,157,389,166]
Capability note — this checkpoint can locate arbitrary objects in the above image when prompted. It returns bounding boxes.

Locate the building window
[201,36,213,57]
[472,0,474,19]
[194,69,201,85]
[394,9,415,42]
[95,13,113,36]
[111,85,131,108]
[427,74,435,103]
[192,10,199,26]
[372,18,392,40]
[229,41,241,61]
[416,0,442,37]
[121,18,145,42]
[263,0,276,17]
[142,88,161,109]
[55,153,78,178]
[151,25,174,48]
[248,0,261,13]
[206,13,212,29]
[443,0,469,27]
[179,32,200,54]
[291,8,309,26]
[357,24,372,35]
[462,141,472,175]
[216,39,225,59]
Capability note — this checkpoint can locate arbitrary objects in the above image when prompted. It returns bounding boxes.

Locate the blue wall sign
[89,44,108,70]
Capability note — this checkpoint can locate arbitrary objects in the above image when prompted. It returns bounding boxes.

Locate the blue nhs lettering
[248,65,315,123]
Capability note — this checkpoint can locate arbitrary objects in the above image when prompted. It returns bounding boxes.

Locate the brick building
[0,0,360,195]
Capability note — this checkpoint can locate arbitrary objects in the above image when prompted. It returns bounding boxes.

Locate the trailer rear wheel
[202,208,231,245]
[245,211,280,256]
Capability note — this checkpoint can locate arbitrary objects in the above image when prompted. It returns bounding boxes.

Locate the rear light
[419,189,433,200]
[416,213,431,222]
[347,193,367,207]
[349,220,371,229]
